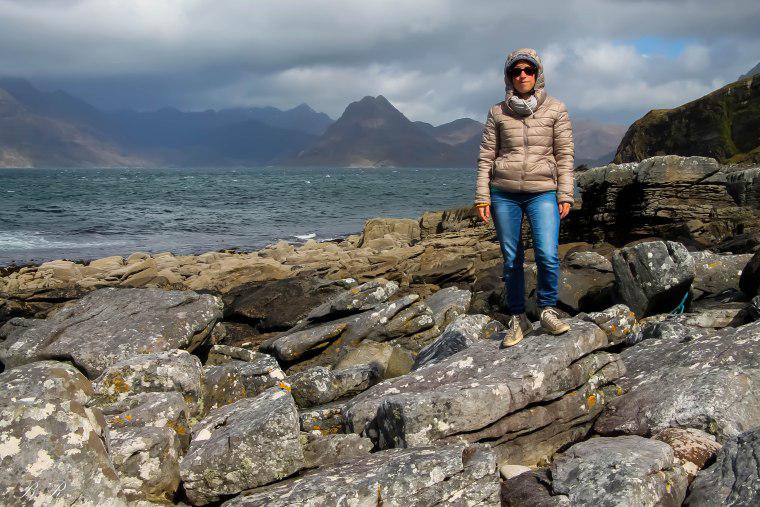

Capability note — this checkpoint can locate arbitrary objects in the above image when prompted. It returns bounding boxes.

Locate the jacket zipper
[521,119,528,191]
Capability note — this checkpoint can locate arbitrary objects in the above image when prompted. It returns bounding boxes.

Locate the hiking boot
[540,307,570,335]
[500,313,532,347]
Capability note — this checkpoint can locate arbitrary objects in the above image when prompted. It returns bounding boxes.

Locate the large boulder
[550,436,688,506]
[288,364,380,408]
[612,240,695,317]
[557,251,616,312]
[595,319,760,442]
[180,387,303,505]
[0,287,223,377]
[344,320,625,466]
[691,251,754,297]
[0,361,124,505]
[222,443,499,506]
[685,427,760,506]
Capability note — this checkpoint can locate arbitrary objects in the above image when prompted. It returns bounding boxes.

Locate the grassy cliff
[614,74,760,164]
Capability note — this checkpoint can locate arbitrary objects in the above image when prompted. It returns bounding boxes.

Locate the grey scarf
[508,94,537,116]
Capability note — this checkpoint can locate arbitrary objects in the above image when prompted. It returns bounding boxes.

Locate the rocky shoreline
[1,154,760,506]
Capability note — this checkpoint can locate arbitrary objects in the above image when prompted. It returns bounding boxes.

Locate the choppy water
[0,167,474,266]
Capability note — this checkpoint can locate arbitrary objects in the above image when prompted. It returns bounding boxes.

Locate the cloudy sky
[1,0,758,126]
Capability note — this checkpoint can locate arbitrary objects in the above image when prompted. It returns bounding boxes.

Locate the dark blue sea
[0,167,474,266]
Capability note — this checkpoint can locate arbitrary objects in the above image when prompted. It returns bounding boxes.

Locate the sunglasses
[509,66,536,78]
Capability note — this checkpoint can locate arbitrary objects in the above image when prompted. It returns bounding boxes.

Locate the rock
[100,391,191,450]
[498,464,531,480]
[577,304,640,345]
[725,166,760,208]
[91,349,204,416]
[270,321,348,362]
[424,286,472,328]
[652,427,722,481]
[108,426,181,503]
[412,314,499,370]
[222,443,499,506]
[334,340,414,379]
[206,344,281,366]
[0,287,223,377]
[180,387,303,505]
[685,427,760,506]
[612,240,695,317]
[202,357,286,415]
[675,307,754,328]
[595,320,760,442]
[363,300,435,342]
[301,432,373,469]
[360,218,421,247]
[288,364,380,408]
[306,278,399,322]
[740,249,760,297]
[227,276,353,331]
[345,320,624,466]
[501,468,559,507]
[558,251,616,312]
[299,401,346,434]
[0,361,124,505]
[691,251,754,296]
[550,436,688,506]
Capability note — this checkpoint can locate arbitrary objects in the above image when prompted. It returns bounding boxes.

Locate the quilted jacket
[475,47,575,205]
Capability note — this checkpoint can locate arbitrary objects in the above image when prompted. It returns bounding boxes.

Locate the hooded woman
[474,47,574,347]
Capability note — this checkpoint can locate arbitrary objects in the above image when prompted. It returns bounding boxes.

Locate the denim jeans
[489,186,560,314]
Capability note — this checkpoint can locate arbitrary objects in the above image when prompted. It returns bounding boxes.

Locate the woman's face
[510,61,537,95]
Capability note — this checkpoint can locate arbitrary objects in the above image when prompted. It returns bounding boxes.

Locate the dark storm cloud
[1,0,758,125]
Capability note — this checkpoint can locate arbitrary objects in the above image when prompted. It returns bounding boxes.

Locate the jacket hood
[503,47,546,105]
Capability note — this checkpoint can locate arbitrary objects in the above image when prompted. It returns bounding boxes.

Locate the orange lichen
[586,394,597,409]
[278,381,291,392]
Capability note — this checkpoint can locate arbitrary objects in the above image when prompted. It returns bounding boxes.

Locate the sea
[0,166,474,266]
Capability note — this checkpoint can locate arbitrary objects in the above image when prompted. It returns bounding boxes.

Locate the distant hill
[740,61,760,79]
[287,95,474,167]
[572,119,627,167]
[614,74,760,164]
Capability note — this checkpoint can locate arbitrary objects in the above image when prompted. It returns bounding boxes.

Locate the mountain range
[0,78,624,168]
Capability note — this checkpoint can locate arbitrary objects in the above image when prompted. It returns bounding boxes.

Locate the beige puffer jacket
[475,48,575,205]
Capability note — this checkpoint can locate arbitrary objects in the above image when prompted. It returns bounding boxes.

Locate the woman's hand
[477,205,491,222]
[558,202,570,219]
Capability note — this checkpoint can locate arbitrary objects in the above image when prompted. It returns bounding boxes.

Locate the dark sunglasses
[509,66,536,78]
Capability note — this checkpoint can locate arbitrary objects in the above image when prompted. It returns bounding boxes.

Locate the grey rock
[202,357,286,415]
[222,443,499,506]
[577,304,640,345]
[335,340,415,379]
[595,320,760,442]
[91,349,203,416]
[306,278,399,321]
[425,286,472,329]
[365,300,434,341]
[99,391,191,450]
[0,361,124,506]
[612,240,695,317]
[674,307,754,328]
[558,251,616,312]
[685,427,760,506]
[288,364,380,408]
[180,387,303,505]
[108,426,181,503]
[412,314,498,370]
[301,432,373,469]
[0,287,223,377]
[550,436,688,506]
[725,166,760,208]
[206,344,280,365]
[652,427,721,481]
[691,251,753,296]
[345,320,623,457]
[299,401,347,434]
[270,320,348,362]
[501,468,563,507]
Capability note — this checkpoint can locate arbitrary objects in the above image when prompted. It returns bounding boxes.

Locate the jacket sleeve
[553,102,575,204]
[475,108,498,205]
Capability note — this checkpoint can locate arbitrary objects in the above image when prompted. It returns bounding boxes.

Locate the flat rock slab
[0,287,223,377]
[595,320,760,442]
[685,427,760,506]
[344,320,616,449]
[222,443,499,506]
[412,314,498,370]
[550,436,688,506]
[691,251,753,296]
[0,361,124,506]
[180,386,303,505]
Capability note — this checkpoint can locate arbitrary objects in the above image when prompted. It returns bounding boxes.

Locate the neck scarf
[508,93,537,116]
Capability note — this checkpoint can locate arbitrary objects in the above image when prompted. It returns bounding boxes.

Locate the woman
[474,47,574,347]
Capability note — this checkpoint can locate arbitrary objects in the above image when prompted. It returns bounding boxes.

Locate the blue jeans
[489,187,560,314]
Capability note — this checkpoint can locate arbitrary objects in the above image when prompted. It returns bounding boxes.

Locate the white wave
[0,232,124,250]
[304,180,311,184]
[293,233,316,240]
